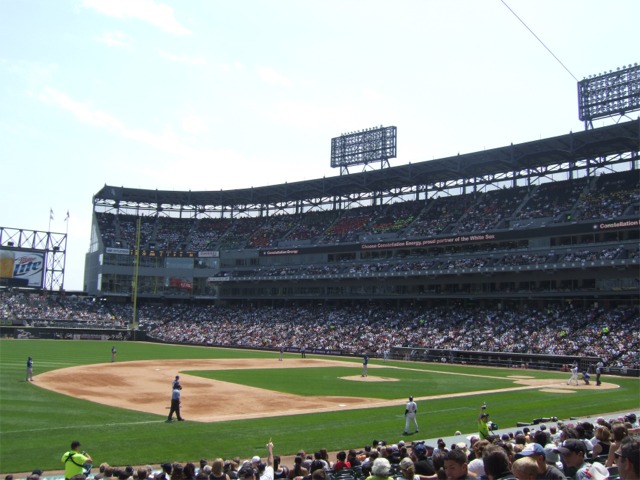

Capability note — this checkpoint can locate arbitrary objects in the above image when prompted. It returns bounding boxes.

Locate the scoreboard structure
[578,63,640,129]
[331,126,397,175]
[0,227,66,291]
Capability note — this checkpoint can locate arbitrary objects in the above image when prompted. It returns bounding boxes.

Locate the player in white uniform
[567,364,579,385]
[404,396,419,435]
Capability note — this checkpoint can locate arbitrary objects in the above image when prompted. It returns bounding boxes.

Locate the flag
[65,210,70,222]
[49,209,54,221]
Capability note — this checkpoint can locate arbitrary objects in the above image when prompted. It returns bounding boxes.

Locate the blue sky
[1,0,638,291]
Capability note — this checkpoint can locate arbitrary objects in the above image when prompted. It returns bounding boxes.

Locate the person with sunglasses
[614,436,639,480]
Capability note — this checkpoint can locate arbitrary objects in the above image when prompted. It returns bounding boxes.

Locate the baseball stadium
[1,67,640,478]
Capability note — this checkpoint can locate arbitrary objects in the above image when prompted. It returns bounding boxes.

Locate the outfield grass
[0,339,638,474]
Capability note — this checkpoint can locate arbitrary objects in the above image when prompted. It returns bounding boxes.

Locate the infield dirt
[34,358,616,422]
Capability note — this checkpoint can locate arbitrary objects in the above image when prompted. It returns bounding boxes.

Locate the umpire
[167,384,184,422]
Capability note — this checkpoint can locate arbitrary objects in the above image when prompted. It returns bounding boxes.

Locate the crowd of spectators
[227,244,637,280]
[0,292,126,329]
[93,171,639,253]
[10,413,639,480]
[2,291,638,369]
[136,304,639,369]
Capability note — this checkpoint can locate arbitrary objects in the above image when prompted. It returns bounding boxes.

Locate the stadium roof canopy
[94,119,639,209]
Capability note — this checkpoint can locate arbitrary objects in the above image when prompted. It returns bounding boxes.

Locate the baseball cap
[413,444,427,456]
[251,456,261,463]
[554,439,587,456]
[544,445,560,464]
[517,443,545,458]
[480,413,489,418]
[579,462,609,480]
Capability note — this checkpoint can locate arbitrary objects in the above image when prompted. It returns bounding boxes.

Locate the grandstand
[84,120,639,307]
[1,120,638,374]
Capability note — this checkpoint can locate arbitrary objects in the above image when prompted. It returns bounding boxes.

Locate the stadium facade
[84,120,639,309]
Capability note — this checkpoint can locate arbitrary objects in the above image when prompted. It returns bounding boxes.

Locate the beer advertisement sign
[0,249,45,287]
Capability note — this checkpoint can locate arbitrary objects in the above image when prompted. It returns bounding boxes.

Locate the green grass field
[1,339,638,474]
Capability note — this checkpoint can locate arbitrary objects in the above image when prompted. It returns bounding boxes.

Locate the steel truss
[0,227,67,291]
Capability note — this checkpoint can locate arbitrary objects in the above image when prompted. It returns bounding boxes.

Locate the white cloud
[96,31,132,47]
[181,115,208,136]
[38,87,194,156]
[158,50,207,66]
[82,0,190,36]
[220,62,245,73]
[257,66,293,87]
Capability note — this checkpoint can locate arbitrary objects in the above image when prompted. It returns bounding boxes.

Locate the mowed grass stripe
[0,339,638,474]
[190,367,519,399]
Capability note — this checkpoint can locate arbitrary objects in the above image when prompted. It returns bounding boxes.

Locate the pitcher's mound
[341,375,399,382]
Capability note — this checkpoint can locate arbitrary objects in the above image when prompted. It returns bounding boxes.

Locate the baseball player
[111,346,117,363]
[362,355,368,377]
[567,364,579,385]
[26,356,33,381]
[404,396,419,434]
[595,360,604,386]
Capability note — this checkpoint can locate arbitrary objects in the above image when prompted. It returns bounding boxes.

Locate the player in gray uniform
[595,360,604,386]
[404,396,419,435]
[26,356,33,381]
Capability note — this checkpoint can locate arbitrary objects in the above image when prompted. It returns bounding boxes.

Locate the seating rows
[94,171,640,251]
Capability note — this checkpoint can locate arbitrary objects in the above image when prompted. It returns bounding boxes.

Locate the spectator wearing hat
[516,443,565,479]
[412,443,436,476]
[478,405,491,441]
[444,449,473,480]
[61,441,92,480]
[625,413,638,429]
[615,435,640,480]
[555,439,606,480]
